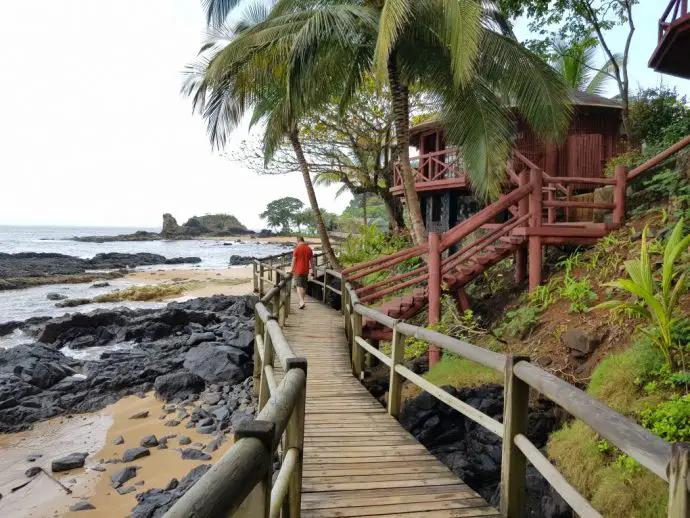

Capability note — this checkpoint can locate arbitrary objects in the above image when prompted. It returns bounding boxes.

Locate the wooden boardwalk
[280,295,500,518]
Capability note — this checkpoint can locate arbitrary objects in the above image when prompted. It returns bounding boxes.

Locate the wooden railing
[340,281,690,518]
[392,147,465,190]
[166,273,307,518]
[659,0,689,40]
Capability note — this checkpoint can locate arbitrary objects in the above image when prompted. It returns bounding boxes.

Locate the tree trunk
[388,53,426,245]
[362,193,368,226]
[289,128,341,270]
[381,189,404,231]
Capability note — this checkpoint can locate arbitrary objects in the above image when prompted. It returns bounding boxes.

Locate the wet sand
[0,394,234,518]
[126,267,255,299]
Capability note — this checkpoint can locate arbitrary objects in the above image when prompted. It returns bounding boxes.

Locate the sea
[0,225,291,349]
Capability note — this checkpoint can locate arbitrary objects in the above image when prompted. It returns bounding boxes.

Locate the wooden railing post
[234,421,275,518]
[253,313,265,398]
[500,356,530,518]
[428,232,442,368]
[285,275,293,319]
[253,261,259,293]
[272,272,282,319]
[259,263,265,297]
[278,281,287,327]
[259,325,274,411]
[351,308,364,378]
[515,170,529,284]
[668,443,690,518]
[528,168,543,291]
[388,324,404,418]
[613,165,628,226]
[546,189,556,224]
[282,358,307,518]
[322,270,329,303]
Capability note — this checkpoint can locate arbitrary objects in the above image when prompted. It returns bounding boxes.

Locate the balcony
[650,0,690,79]
[391,148,469,196]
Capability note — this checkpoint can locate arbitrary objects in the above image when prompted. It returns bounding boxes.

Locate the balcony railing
[660,0,689,40]
[392,147,467,192]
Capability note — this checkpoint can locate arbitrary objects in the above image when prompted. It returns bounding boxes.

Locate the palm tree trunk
[289,128,341,270]
[362,193,368,226]
[380,189,404,231]
[388,52,426,246]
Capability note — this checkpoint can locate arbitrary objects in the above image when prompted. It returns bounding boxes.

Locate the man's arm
[290,250,296,274]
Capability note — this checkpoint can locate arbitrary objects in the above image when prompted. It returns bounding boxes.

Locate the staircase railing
[340,281,690,518]
[659,0,689,40]
[166,273,307,518]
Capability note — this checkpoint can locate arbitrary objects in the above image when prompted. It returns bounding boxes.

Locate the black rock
[165,419,181,427]
[186,332,216,347]
[27,454,42,462]
[164,478,179,491]
[117,486,136,495]
[69,501,95,511]
[113,435,125,445]
[46,293,67,301]
[181,448,212,460]
[130,411,149,419]
[91,282,111,288]
[140,435,159,448]
[52,452,88,472]
[154,372,206,402]
[111,466,139,488]
[122,447,150,463]
[25,466,42,478]
[178,436,191,445]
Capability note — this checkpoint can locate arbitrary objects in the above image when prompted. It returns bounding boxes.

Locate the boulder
[186,332,216,348]
[111,466,139,488]
[46,293,67,301]
[154,372,205,402]
[178,436,191,445]
[183,344,249,384]
[25,466,42,478]
[69,501,96,512]
[181,448,212,461]
[129,411,149,419]
[562,329,601,355]
[122,447,150,463]
[140,435,159,448]
[113,435,125,445]
[52,452,88,472]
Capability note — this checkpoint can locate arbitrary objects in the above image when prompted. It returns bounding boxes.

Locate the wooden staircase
[343,138,690,345]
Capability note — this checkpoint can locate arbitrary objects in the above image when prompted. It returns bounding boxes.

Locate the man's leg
[297,286,306,307]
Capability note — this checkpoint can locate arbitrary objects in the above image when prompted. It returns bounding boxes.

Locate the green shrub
[560,275,597,313]
[640,395,690,443]
[424,357,503,388]
[528,278,558,311]
[496,306,539,338]
[338,224,410,266]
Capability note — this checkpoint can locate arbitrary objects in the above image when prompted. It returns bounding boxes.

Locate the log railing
[340,280,690,518]
[659,0,689,40]
[166,273,307,518]
[393,147,465,189]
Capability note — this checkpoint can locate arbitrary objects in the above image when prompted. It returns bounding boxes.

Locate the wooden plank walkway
[279,295,500,518]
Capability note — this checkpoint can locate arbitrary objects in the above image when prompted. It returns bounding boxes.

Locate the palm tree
[552,38,619,95]
[183,3,343,268]
[200,1,571,246]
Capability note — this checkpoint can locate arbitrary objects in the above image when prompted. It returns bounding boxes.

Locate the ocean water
[0,225,292,345]
[0,225,291,269]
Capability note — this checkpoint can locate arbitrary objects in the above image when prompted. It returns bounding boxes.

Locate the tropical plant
[551,38,618,95]
[201,0,572,247]
[594,219,690,368]
[182,1,342,269]
[260,197,304,233]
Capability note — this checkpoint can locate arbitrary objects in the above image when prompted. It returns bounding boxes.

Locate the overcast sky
[0,1,688,230]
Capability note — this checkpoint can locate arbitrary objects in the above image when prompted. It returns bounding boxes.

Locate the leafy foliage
[640,395,690,443]
[594,219,690,368]
[629,87,690,148]
[551,37,618,95]
[338,224,410,266]
[260,197,305,233]
[496,306,539,339]
[560,275,597,313]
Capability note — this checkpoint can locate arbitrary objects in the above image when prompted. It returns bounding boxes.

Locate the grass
[423,357,503,388]
[94,282,202,302]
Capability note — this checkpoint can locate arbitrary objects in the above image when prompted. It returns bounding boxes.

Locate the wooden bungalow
[650,0,690,79]
[391,90,624,233]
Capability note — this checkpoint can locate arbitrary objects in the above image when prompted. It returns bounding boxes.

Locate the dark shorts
[294,274,308,288]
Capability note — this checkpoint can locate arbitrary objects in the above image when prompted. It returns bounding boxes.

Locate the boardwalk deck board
[278,296,499,517]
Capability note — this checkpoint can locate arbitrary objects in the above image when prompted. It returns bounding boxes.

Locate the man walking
[291,236,314,309]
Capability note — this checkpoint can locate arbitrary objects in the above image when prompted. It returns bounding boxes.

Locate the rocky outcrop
[0,295,256,432]
[161,214,185,239]
[400,386,570,518]
[0,252,201,280]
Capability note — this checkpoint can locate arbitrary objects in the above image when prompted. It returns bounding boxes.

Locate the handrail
[340,282,690,516]
[659,0,689,39]
[628,134,690,180]
[166,271,307,518]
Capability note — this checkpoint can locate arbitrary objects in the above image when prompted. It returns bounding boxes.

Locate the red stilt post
[613,165,628,226]
[528,169,543,292]
[428,232,441,368]
[515,170,529,284]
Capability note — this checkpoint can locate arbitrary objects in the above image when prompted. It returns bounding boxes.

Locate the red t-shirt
[293,243,313,276]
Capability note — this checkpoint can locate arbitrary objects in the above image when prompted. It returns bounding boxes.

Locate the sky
[0,1,688,230]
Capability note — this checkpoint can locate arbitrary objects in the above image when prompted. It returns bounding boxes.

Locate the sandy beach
[0,393,234,517]
[125,266,256,298]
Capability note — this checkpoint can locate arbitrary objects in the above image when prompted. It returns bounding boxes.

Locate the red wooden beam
[359,273,430,304]
[343,244,426,276]
[543,201,616,210]
[628,134,690,180]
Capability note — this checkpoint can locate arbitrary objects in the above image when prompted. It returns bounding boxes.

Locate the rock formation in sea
[0,295,256,433]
